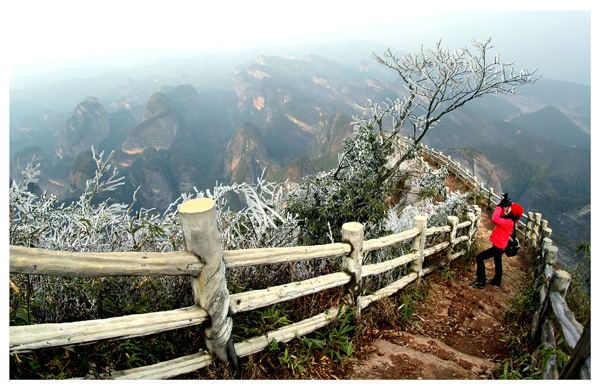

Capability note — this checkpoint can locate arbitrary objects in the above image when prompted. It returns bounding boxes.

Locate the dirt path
[346,207,531,379]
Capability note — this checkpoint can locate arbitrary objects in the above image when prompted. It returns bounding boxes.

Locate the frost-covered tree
[369,38,539,183]
[286,125,392,245]
[286,38,537,244]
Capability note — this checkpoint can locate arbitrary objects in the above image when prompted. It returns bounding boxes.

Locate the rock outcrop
[10,146,51,183]
[224,123,272,184]
[53,97,110,165]
[121,92,180,155]
[443,149,506,195]
[69,151,96,193]
[136,166,173,211]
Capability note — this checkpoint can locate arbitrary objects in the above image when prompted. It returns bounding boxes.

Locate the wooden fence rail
[9,136,589,379]
[530,244,591,379]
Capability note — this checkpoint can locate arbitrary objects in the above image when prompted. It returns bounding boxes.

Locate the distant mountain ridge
[9,49,590,268]
[420,92,589,268]
[509,105,590,148]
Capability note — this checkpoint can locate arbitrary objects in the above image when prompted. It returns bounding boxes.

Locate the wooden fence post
[532,213,542,247]
[448,216,459,247]
[533,268,572,374]
[538,245,558,286]
[179,198,238,370]
[467,211,477,248]
[544,246,558,267]
[526,212,534,245]
[539,236,553,257]
[541,227,552,245]
[447,216,458,263]
[342,222,364,313]
[538,220,548,248]
[535,237,553,281]
[412,216,427,284]
[551,269,571,299]
[472,206,481,241]
[531,246,554,341]
[540,320,559,379]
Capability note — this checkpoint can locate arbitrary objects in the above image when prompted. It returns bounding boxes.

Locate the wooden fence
[9,196,481,379]
[9,137,590,379]
[414,138,591,379]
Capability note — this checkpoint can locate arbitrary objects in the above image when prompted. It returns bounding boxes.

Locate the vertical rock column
[179,198,238,369]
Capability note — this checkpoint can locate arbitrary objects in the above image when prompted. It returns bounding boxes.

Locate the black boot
[470,281,485,289]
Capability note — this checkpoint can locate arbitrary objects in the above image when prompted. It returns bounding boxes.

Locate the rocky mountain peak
[121,92,180,155]
[224,122,271,183]
[53,96,109,165]
[141,92,177,121]
[163,84,202,128]
[10,145,51,182]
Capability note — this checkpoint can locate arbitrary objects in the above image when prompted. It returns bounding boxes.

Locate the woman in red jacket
[471,193,524,289]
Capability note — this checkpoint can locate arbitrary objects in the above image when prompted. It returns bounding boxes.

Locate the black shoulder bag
[504,224,520,257]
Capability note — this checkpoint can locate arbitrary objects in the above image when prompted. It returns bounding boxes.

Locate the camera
[500,193,512,208]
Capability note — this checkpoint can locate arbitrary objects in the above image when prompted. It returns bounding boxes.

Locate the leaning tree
[287,38,539,244]
[366,37,539,183]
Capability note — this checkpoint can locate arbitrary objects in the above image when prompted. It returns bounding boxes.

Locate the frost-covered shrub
[200,172,299,251]
[385,191,472,233]
[359,190,473,289]
[198,171,302,289]
[382,188,473,283]
[389,155,451,209]
[9,141,474,324]
[9,151,193,323]
[285,125,393,246]
[9,149,183,253]
[418,165,449,200]
[9,152,301,323]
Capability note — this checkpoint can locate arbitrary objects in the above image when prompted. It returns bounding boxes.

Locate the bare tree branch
[368,38,539,184]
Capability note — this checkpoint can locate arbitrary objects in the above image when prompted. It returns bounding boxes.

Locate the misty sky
[3,1,593,86]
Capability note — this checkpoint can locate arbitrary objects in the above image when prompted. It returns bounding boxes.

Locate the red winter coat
[489,206,515,249]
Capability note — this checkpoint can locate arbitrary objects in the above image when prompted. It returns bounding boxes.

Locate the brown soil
[345,199,531,379]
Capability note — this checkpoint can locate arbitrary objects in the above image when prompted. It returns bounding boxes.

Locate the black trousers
[476,245,504,285]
